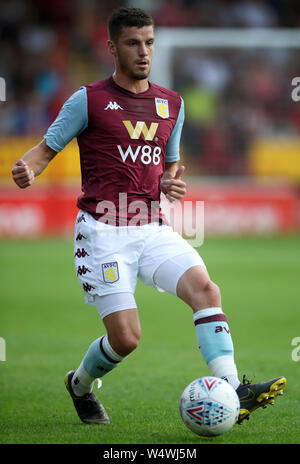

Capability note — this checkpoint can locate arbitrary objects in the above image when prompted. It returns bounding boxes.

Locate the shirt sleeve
[43,86,88,153]
[165,97,184,163]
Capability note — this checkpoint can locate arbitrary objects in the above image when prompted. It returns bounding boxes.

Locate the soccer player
[12,7,286,425]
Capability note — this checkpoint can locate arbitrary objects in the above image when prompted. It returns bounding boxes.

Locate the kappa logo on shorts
[102,262,119,283]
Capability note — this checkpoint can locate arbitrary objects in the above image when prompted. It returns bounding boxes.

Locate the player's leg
[154,257,240,390]
[71,303,140,395]
[65,295,140,424]
[102,307,141,357]
[67,211,143,423]
[154,253,286,423]
[138,224,239,387]
[175,264,240,389]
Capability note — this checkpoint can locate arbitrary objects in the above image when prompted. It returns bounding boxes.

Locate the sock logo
[215,325,230,334]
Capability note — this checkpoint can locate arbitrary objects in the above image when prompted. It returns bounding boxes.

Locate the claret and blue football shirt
[44,76,184,224]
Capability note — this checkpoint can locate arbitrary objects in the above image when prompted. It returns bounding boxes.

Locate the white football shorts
[74,210,205,318]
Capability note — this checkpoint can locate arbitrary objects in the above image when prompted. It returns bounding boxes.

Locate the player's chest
[91,94,176,144]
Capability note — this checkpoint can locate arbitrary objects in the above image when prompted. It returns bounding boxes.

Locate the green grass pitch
[0,235,299,444]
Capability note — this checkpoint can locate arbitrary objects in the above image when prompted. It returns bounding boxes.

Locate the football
[179,376,240,437]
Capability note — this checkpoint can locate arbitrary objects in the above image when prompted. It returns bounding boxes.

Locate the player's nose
[138,43,148,56]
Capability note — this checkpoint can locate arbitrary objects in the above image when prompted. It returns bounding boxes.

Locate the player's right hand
[12,159,35,189]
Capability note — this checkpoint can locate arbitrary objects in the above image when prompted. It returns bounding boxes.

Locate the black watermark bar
[0,444,293,462]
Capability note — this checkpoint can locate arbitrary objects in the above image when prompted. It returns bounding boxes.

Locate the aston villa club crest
[155,98,169,119]
[102,262,119,283]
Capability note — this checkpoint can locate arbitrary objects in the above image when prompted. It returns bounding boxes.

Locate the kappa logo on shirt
[104,101,123,110]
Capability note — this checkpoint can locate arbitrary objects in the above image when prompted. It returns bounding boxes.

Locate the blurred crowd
[1,0,300,175]
[174,47,300,175]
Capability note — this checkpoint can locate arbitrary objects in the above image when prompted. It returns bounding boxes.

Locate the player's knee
[118,334,139,356]
[191,280,221,311]
[111,330,140,357]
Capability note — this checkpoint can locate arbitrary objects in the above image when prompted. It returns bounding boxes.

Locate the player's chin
[132,69,150,80]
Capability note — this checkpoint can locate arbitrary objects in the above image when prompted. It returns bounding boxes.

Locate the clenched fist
[160,165,186,202]
[12,159,35,189]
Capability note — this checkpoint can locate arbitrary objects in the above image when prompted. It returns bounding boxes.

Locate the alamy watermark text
[0,337,6,361]
[291,77,300,102]
[0,77,6,102]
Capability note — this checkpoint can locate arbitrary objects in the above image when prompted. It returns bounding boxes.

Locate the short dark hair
[108,7,154,42]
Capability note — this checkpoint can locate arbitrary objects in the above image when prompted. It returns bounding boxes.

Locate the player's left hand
[160,165,186,202]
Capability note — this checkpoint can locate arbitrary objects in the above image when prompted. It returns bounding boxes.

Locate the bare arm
[12,139,57,189]
[160,162,186,202]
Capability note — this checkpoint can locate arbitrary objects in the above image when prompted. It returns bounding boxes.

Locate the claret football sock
[193,307,240,390]
[71,335,124,397]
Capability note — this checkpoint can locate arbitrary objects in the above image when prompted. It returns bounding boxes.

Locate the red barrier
[0,183,299,238]
[184,183,299,235]
[0,187,79,238]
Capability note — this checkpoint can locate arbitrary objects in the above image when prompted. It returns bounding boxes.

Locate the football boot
[236,375,286,424]
[64,370,110,424]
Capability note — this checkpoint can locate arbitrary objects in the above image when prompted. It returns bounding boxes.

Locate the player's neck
[112,72,149,94]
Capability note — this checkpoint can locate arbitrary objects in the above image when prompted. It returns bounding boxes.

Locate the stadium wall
[0,182,298,238]
[1,138,299,238]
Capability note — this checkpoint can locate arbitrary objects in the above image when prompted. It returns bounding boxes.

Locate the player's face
[110,26,154,81]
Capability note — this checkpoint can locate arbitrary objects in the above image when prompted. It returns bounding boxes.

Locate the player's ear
[107,40,116,57]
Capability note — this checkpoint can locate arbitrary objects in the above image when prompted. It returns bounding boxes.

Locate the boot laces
[242,375,251,385]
